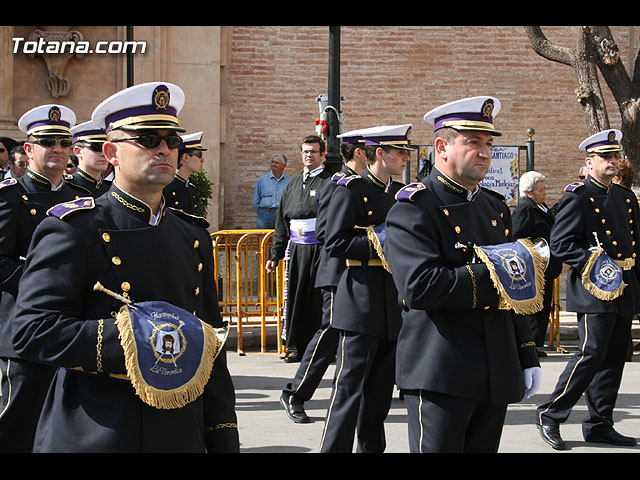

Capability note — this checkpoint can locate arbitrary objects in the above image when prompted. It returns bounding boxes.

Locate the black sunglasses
[598,152,621,159]
[83,142,105,152]
[111,134,182,149]
[33,138,73,148]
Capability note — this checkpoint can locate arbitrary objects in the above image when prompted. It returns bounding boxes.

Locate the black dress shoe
[282,350,302,363]
[538,424,566,450]
[585,429,637,447]
[280,395,310,423]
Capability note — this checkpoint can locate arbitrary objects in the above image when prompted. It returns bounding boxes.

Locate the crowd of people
[266,96,640,453]
[0,84,638,454]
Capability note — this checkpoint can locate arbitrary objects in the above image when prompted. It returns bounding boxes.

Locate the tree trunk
[586,26,640,184]
[525,26,640,185]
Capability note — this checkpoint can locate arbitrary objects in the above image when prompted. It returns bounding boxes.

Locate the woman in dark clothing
[512,171,563,356]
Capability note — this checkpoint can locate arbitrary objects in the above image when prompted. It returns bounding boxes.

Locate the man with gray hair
[253,153,291,228]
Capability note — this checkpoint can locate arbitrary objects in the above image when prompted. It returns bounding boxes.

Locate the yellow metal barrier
[211,229,285,355]
[549,276,564,351]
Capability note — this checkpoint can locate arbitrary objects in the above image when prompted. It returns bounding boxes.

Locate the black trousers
[537,312,632,438]
[283,243,323,354]
[0,357,55,452]
[402,389,507,453]
[282,287,339,404]
[319,330,396,453]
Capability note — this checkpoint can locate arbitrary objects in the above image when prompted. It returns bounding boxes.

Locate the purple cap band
[433,112,493,130]
[587,140,619,150]
[105,104,178,131]
[28,119,71,130]
[73,129,105,142]
[364,135,408,146]
[340,136,365,144]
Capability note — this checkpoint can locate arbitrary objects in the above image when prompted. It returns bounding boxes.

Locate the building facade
[1,26,638,230]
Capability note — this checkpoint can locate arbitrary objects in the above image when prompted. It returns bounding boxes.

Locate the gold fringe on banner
[366,224,392,274]
[580,247,627,301]
[473,238,546,315]
[114,305,228,410]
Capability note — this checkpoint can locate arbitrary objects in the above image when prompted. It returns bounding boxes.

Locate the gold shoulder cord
[111,191,145,213]
[465,265,477,309]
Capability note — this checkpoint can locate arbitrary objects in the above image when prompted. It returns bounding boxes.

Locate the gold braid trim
[365,225,392,274]
[465,265,477,309]
[580,247,627,301]
[473,238,546,315]
[96,319,104,373]
[115,305,228,410]
[205,423,238,431]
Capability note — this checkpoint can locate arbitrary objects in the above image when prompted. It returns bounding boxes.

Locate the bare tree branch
[524,26,609,133]
[524,26,573,66]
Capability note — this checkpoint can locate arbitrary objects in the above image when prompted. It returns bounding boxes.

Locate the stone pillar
[0,27,19,138]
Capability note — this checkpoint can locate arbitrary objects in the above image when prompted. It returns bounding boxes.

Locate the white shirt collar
[303,165,325,177]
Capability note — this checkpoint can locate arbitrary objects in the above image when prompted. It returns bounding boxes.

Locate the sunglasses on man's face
[111,134,182,149]
[32,138,73,148]
[83,142,105,152]
[597,152,621,160]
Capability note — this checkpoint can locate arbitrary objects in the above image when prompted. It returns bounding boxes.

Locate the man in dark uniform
[280,129,368,423]
[11,82,239,453]
[0,104,91,452]
[162,131,206,215]
[384,97,541,453]
[537,129,639,450]
[319,124,411,453]
[69,120,111,198]
[266,135,332,362]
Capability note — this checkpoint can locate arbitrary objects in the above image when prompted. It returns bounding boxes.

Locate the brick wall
[222,26,639,229]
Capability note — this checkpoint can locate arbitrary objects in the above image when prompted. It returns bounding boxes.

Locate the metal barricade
[549,276,563,351]
[211,229,285,355]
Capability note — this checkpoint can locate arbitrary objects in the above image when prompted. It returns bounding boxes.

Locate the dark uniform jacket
[70,168,111,198]
[12,183,239,453]
[323,168,403,340]
[314,165,358,289]
[163,173,197,215]
[384,167,539,404]
[512,196,563,282]
[550,174,640,315]
[0,170,90,357]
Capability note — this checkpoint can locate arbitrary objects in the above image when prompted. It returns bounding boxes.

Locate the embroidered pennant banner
[115,300,228,409]
[474,238,546,315]
[93,281,227,410]
[581,247,626,301]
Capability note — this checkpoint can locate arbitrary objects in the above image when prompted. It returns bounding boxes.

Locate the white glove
[523,366,542,398]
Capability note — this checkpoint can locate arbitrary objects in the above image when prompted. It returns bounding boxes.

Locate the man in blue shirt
[253,153,291,228]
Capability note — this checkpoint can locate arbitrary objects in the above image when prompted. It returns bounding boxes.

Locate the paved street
[226,317,640,454]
